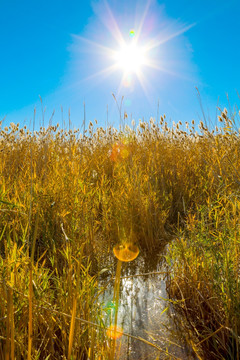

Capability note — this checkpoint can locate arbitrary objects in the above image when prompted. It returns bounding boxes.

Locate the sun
[73,1,195,97]
[113,41,147,75]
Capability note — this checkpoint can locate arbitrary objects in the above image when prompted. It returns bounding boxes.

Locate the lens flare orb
[113,243,139,262]
[106,325,123,339]
[129,29,135,37]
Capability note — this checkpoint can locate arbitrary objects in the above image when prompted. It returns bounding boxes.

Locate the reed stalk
[27,264,33,360]
[110,259,122,360]
[68,296,77,360]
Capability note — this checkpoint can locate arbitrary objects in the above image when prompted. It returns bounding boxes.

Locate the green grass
[0,107,240,359]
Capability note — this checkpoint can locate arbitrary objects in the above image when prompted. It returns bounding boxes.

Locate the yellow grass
[0,107,239,359]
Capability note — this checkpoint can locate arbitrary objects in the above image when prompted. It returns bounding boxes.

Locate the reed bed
[0,107,239,359]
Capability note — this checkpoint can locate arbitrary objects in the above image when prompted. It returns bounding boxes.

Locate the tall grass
[166,193,240,359]
[165,110,240,359]
[0,107,239,358]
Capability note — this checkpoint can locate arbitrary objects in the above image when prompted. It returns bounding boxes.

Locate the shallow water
[99,250,194,359]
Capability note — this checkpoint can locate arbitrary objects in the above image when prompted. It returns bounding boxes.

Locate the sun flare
[74,1,195,98]
[113,41,147,75]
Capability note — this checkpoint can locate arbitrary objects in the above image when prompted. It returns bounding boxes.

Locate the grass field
[0,108,239,359]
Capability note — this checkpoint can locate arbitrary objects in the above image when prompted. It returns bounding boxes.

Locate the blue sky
[1,0,240,131]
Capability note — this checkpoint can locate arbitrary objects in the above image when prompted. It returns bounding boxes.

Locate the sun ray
[145,22,196,51]
[71,34,116,56]
[135,0,152,43]
[146,58,197,83]
[100,0,125,46]
[136,70,155,105]
[145,60,185,77]
[83,64,118,82]
[63,64,118,97]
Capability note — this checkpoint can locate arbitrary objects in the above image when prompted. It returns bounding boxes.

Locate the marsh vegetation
[0,108,239,359]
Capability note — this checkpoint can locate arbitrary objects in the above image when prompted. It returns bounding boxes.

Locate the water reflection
[100,251,193,359]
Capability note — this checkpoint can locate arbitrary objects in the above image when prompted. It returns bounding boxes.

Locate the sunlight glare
[73,0,196,98]
[114,42,147,74]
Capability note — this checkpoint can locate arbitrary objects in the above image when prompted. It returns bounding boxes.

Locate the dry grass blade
[27,265,33,360]
[5,288,10,360]
[68,296,77,360]
[9,288,15,360]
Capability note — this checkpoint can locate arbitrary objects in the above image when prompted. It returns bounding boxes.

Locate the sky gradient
[1,0,240,131]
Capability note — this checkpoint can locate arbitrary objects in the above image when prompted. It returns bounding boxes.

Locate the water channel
[98,245,195,360]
